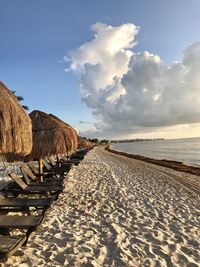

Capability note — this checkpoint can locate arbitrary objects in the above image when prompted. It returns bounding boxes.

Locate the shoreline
[106,145,200,176]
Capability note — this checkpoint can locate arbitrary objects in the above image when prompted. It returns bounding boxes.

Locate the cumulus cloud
[66,23,200,137]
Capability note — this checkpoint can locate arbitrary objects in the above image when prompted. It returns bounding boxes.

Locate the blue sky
[1,0,200,139]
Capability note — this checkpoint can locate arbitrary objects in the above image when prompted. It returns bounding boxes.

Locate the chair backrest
[21,165,37,183]
[9,173,27,190]
[20,165,31,184]
[62,154,68,161]
[28,161,39,175]
[0,192,5,199]
[48,156,57,166]
[42,159,51,171]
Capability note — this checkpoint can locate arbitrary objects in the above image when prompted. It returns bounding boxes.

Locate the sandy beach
[2,146,200,267]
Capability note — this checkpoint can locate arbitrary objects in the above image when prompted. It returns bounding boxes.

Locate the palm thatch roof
[78,137,95,149]
[50,114,78,154]
[0,81,32,157]
[29,110,78,160]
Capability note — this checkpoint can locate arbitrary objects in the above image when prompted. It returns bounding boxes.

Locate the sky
[0,0,200,139]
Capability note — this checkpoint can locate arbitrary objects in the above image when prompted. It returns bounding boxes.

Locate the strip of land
[3,146,200,267]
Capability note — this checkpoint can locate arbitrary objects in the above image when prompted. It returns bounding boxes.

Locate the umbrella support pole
[38,158,43,182]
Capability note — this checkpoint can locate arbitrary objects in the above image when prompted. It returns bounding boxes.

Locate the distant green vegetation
[110,138,165,143]
[99,139,109,144]
[11,90,29,111]
[81,137,165,145]
[81,137,110,145]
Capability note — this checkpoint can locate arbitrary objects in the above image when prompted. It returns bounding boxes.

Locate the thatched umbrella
[78,137,94,149]
[0,81,32,158]
[69,127,78,152]
[49,114,78,155]
[29,110,78,174]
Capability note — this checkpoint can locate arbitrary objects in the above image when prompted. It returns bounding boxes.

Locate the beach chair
[71,149,87,160]
[3,173,64,199]
[0,215,43,229]
[20,165,63,186]
[43,158,72,174]
[47,156,57,166]
[0,235,27,260]
[0,214,43,249]
[27,161,66,179]
[60,154,81,165]
[27,161,42,175]
[49,155,79,167]
[0,197,53,215]
[0,195,52,260]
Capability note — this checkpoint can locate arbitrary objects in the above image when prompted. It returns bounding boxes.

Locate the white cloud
[66,23,200,138]
[67,23,139,93]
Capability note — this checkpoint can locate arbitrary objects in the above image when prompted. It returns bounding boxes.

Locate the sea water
[111,137,200,167]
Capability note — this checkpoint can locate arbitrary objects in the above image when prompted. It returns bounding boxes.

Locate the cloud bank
[66,23,200,137]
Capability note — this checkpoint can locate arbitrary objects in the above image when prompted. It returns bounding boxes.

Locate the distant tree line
[110,138,165,143]
[81,137,110,144]
[81,137,165,144]
[11,90,29,111]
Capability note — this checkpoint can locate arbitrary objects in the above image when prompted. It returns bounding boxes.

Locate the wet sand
[2,146,200,267]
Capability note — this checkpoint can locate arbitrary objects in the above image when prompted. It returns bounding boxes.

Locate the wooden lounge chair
[20,165,63,186]
[43,159,72,174]
[0,215,43,228]
[48,156,76,168]
[2,173,63,200]
[27,161,43,177]
[0,214,43,247]
[71,149,87,160]
[27,161,65,179]
[0,235,27,260]
[0,197,53,215]
[58,155,80,166]
[9,173,63,191]
[0,197,51,260]
[47,156,57,166]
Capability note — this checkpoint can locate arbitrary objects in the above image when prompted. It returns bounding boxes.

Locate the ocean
[111,137,200,167]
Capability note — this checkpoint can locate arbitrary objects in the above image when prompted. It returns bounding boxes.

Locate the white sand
[2,146,200,267]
